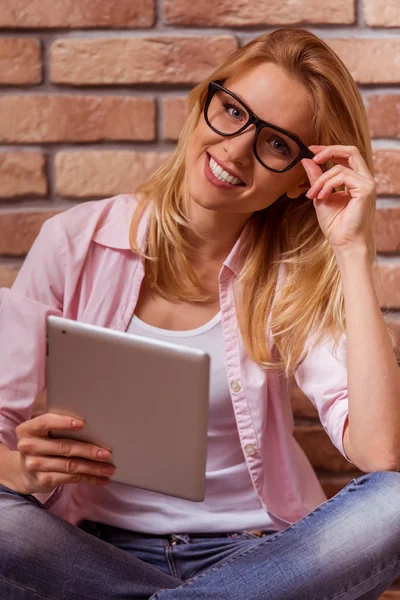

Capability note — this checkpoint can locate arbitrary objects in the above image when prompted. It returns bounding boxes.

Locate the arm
[336,245,400,472]
[303,145,400,473]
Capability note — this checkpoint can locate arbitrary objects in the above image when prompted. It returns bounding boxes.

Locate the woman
[0,27,399,600]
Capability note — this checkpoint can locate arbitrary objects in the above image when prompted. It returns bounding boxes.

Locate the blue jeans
[0,471,399,599]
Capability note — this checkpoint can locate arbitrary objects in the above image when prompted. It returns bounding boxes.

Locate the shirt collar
[92,196,248,276]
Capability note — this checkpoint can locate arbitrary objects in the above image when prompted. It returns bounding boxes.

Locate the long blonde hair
[130,28,391,377]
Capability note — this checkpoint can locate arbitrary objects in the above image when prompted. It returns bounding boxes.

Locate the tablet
[46,315,210,501]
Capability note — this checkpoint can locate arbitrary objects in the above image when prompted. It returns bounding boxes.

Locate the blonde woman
[0,28,399,600]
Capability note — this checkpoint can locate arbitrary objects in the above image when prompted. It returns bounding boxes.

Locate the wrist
[4,450,31,495]
[333,243,370,270]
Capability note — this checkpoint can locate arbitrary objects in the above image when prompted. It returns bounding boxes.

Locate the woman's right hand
[13,412,115,495]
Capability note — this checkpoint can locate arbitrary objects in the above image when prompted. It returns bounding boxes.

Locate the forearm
[335,245,400,471]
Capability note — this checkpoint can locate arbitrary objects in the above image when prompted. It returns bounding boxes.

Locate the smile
[208,155,245,186]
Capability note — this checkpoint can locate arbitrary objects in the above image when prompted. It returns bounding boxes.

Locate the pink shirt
[0,194,351,531]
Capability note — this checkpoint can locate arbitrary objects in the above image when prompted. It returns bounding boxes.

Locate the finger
[309,145,371,179]
[17,435,113,463]
[24,455,116,478]
[34,471,110,488]
[316,171,364,200]
[17,412,85,438]
[306,164,347,198]
[301,158,323,186]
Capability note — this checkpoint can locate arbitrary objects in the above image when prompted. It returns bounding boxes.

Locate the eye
[223,102,245,121]
[269,137,291,156]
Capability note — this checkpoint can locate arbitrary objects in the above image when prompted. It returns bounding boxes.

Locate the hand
[301,145,376,254]
[14,412,115,495]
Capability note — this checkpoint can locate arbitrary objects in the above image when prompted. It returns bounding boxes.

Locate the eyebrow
[228,87,303,141]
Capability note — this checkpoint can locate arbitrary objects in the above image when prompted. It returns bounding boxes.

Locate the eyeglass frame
[203,81,315,173]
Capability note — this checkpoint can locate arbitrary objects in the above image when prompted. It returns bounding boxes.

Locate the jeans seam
[0,573,56,600]
[166,543,180,580]
[152,477,370,594]
[329,558,400,600]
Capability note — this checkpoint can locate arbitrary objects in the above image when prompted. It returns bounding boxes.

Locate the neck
[184,199,252,263]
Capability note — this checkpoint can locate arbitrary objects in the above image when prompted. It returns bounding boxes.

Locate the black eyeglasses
[204,81,314,173]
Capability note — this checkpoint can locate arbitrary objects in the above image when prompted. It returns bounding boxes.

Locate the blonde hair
[130,28,396,377]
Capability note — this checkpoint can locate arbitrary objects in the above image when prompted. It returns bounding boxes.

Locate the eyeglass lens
[206,89,301,171]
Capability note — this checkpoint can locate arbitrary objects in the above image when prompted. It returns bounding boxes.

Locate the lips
[207,153,245,185]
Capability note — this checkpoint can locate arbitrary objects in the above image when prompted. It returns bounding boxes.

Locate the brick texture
[0,96,155,143]
[328,39,400,84]
[376,208,400,253]
[164,0,355,26]
[163,97,188,141]
[55,151,172,197]
[0,152,47,198]
[366,95,400,139]
[50,37,238,85]
[0,0,154,28]
[374,264,400,309]
[364,0,400,27]
[0,211,58,256]
[0,38,41,84]
[373,150,400,196]
[294,425,354,472]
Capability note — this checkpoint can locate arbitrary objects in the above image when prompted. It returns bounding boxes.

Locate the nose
[221,125,255,167]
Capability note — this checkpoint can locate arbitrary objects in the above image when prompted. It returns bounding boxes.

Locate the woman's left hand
[301,145,376,253]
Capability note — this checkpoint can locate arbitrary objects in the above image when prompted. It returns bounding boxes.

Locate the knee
[0,484,45,568]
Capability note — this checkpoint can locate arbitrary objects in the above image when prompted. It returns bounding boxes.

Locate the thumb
[301,158,322,186]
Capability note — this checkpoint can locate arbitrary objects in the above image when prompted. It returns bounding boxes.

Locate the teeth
[209,157,243,186]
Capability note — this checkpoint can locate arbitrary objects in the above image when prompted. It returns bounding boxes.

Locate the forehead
[224,62,313,143]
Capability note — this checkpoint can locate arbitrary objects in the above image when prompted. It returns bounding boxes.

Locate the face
[185,62,314,216]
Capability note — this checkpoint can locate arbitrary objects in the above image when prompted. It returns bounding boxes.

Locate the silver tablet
[46,315,210,502]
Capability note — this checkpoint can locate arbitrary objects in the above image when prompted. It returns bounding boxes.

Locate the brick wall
[0,1,399,595]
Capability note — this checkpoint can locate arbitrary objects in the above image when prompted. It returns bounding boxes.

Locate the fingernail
[72,420,84,428]
[97,450,110,459]
[101,466,115,475]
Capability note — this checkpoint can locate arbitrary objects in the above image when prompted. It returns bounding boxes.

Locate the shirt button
[245,444,257,457]
[230,381,241,393]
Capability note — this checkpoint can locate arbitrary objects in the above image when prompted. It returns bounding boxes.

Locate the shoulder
[43,194,139,251]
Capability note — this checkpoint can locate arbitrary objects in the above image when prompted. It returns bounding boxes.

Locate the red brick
[0,96,155,143]
[294,425,354,472]
[164,0,355,26]
[375,208,400,253]
[163,97,188,141]
[374,264,400,309]
[0,0,154,28]
[55,151,172,198]
[0,152,47,198]
[366,95,400,139]
[0,39,41,85]
[50,36,238,85]
[0,211,58,256]
[373,150,400,196]
[319,475,360,499]
[0,265,19,287]
[364,0,400,27]
[328,39,400,84]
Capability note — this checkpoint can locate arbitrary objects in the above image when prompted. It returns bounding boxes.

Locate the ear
[285,177,309,199]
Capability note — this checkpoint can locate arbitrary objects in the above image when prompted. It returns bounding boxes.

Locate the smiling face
[185,62,314,216]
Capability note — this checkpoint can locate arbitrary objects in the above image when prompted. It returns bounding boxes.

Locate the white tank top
[114,311,275,533]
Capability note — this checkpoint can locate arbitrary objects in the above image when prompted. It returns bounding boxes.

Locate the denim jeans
[0,471,399,600]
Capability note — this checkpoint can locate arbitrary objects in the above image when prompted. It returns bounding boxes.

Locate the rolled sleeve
[294,333,352,463]
[0,217,65,449]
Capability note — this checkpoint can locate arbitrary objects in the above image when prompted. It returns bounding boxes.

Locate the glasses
[204,81,314,173]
